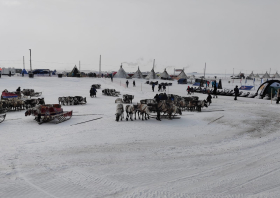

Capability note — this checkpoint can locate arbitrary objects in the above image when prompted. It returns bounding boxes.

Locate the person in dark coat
[126,80,129,87]
[152,84,155,92]
[234,85,239,100]
[276,89,280,104]
[170,94,174,101]
[206,93,212,105]
[90,87,97,97]
[162,93,168,100]
[154,94,161,121]
[158,84,162,92]
[213,84,217,98]
[154,94,160,103]
[111,75,113,82]
[16,87,21,94]
[162,84,166,92]
[133,80,135,87]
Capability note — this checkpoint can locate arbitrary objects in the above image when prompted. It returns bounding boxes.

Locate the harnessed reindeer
[115,104,124,121]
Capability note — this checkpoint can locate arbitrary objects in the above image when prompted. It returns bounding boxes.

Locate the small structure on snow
[145,67,157,80]
[131,67,144,79]
[159,69,171,80]
[68,65,81,77]
[114,64,129,78]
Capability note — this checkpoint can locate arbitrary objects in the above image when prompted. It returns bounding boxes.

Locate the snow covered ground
[1,76,280,198]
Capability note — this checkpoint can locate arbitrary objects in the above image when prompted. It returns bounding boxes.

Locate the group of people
[126,80,136,88]
[151,84,166,92]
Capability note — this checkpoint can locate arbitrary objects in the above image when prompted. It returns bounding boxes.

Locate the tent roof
[254,73,260,78]
[131,66,143,79]
[248,71,254,78]
[273,72,280,78]
[177,69,188,79]
[262,72,270,78]
[68,65,80,76]
[159,69,171,79]
[21,69,28,74]
[114,65,129,78]
[145,67,157,80]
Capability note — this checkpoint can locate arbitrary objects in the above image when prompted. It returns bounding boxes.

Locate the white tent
[177,69,188,79]
[273,72,280,78]
[255,73,260,78]
[248,71,254,78]
[114,65,129,78]
[262,72,270,78]
[131,67,143,79]
[145,67,157,80]
[159,69,171,79]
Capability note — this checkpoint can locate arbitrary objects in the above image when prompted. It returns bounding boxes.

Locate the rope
[70,117,102,126]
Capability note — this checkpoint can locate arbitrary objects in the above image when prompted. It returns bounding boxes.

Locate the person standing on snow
[152,84,155,92]
[276,89,280,104]
[133,80,135,87]
[187,86,191,95]
[234,85,239,100]
[126,80,129,88]
[213,84,217,98]
[154,94,161,121]
[207,93,212,105]
[158,84,162,92]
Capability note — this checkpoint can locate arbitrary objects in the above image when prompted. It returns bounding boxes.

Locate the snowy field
[1,76,280,198]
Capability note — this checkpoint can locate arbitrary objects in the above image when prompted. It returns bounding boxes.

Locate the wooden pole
[99,55,101,78]
[204,62,206,79]
[23,56,25,69]
[29,49,32,72]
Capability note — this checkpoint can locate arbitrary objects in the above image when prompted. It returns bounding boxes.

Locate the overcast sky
[0,0,279,74]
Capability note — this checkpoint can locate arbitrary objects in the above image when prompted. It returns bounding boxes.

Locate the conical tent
[255,73,260,78]
[145,67,157,80]
[273,72,280,78]
[131,66,143,78]
[262,72,270,78]
[177,69,188,79]
[68,65,80,77]
[114,65,129,78]
[248,71,254,78]
[159,69,171,79]
[21,69,28,74]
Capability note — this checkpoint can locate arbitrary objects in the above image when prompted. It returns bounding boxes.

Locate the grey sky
[0,0,279,74]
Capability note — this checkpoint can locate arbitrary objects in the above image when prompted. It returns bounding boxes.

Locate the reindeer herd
[0,98,45,111]
[115,94,209,122]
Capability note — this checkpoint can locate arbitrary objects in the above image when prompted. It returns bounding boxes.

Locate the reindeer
[137,103,151,120]
[125,105,135,121]
[177,100,187,111]
[160,101,182,119]
[115,104,124,121]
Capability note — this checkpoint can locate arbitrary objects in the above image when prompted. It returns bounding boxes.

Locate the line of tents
[112,64,188,80]
[247,71,280,79]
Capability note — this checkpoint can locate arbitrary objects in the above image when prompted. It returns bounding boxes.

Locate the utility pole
[29,49,32,72]
[153,59,155,69]
[23,56,25,69]
[79,60,80,72]
[99,55,101,78]
[204,62,206,78]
